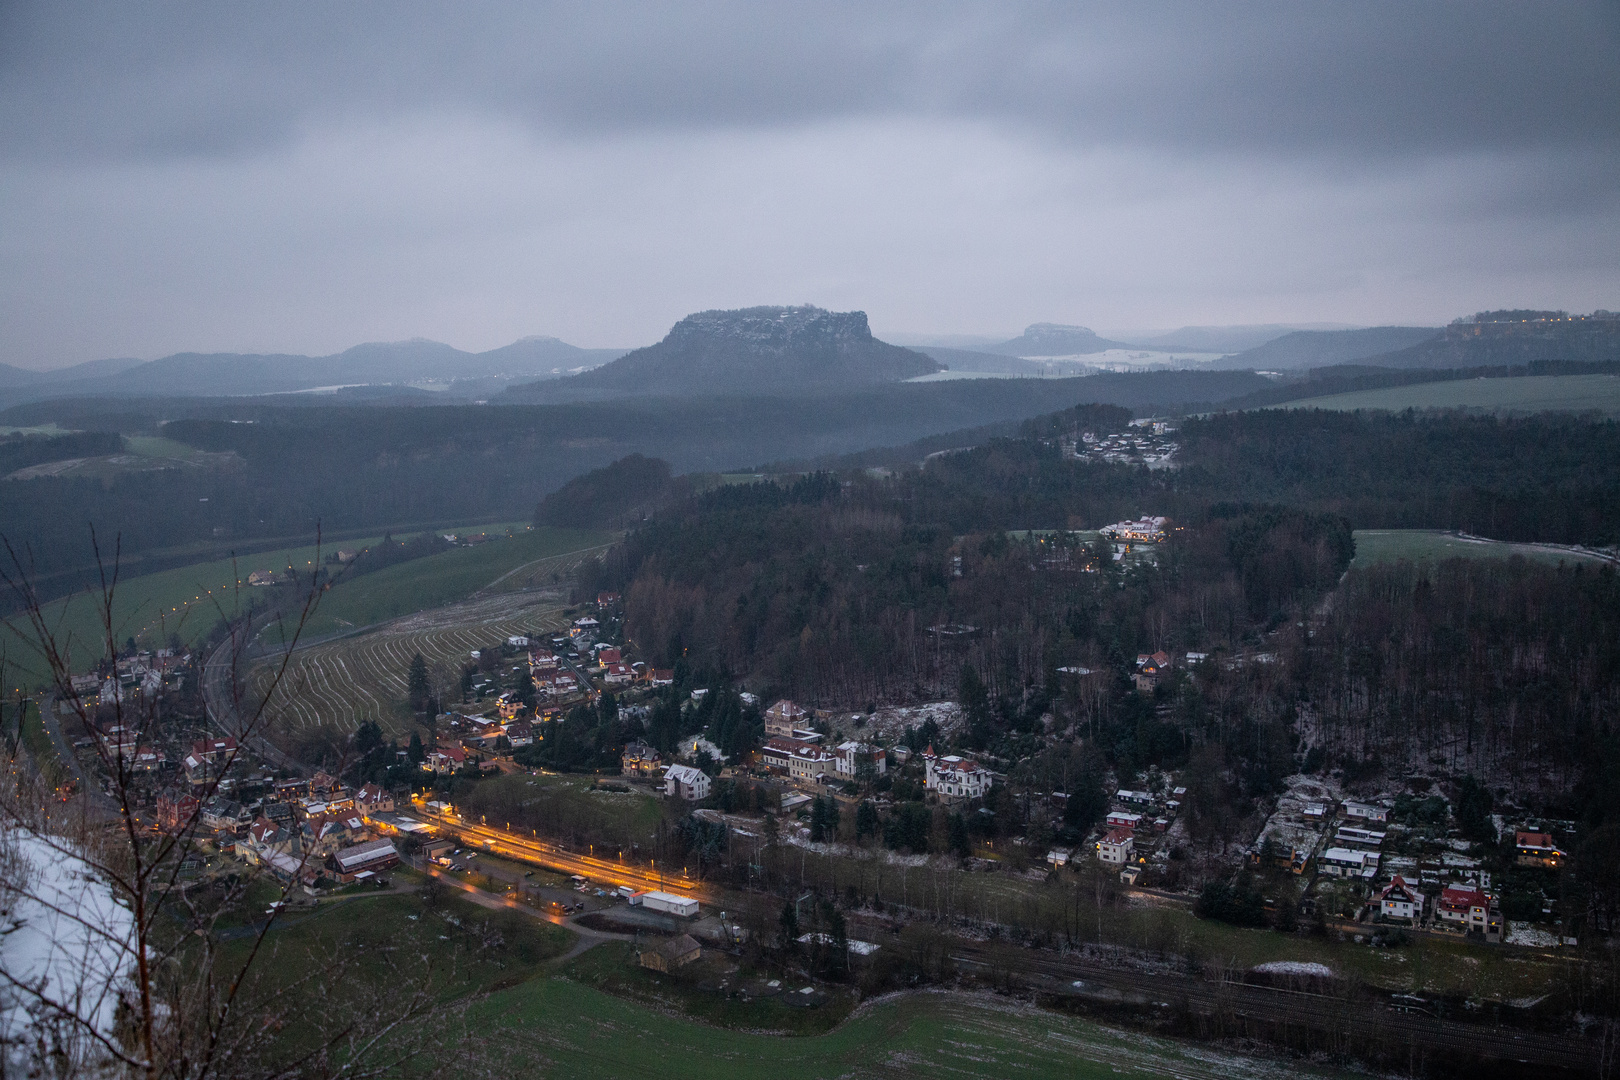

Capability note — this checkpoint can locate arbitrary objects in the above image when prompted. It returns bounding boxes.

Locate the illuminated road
[410,805,705,899]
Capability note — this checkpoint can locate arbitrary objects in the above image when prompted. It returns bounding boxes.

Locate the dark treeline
[577,406,1620,709]
[534,453,691,528]
[1178,410,1620,543]
[5,396,1616,615]
[1293,558,1620,786]
[0,381,1230,603]
[0,430,122,476]
[581,449,1354,718]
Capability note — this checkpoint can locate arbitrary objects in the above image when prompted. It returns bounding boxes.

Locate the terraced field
[252,589,573,739]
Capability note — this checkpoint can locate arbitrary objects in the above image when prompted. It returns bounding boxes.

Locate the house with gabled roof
[1378,876,1422,922]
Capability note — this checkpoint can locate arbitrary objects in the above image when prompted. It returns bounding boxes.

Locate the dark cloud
[2,3,1615,162]
[0,3,1614,368]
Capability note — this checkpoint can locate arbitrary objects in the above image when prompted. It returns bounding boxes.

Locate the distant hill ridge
[0,336,627,403]
[1214,326,1442,370]
[523,305,941,400]
[983,323,1133,357]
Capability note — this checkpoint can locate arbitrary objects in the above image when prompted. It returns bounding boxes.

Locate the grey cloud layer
[0,2,1615,368]
[3,2,1616,162]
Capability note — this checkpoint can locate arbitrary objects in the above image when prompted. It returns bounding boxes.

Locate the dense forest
[5,376,1615,611]
[570,407,1620,843]
[0,378,1257,604]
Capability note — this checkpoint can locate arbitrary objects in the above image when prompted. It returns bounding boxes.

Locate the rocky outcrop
[545,305,941,398]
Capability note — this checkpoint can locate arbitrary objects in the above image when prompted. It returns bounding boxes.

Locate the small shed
[640,934,702,973]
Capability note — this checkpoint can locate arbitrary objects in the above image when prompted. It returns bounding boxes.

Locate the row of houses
[1376,876,1503,940]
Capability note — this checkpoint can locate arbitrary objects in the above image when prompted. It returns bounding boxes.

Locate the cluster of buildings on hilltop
[1065,426,1179,467]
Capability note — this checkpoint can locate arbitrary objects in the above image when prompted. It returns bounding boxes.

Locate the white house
[833,741,887,779]
[1096,828,1134,866]
[1320,846,1378,878]
[664,764,712,801]
[1343,800,1389,824]
[1378,876,1423,922]
[923,747,992,800]
[1436,885,1492,930]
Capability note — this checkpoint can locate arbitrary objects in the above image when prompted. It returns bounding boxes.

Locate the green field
[1269,373,1620,417]
[4,434,239,481]
[1351,529,1615,570]
[276,525,610,642]
[199,876,1349,1079]
[3,536,385,689]
[0,520,554,689]
[476,960,1349,1080]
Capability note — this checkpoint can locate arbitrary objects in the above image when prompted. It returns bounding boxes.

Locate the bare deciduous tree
[1,532,480,1079]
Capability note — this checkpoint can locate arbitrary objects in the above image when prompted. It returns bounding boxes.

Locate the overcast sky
[1,2,1616,368]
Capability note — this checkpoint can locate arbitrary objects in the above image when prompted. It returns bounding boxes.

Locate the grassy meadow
[476,963,1354,1080]
[1269,373,1620,417]
[1351,529,1614,570]
[0,520,559,689]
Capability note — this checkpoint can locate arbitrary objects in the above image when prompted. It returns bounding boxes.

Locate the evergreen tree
[948,811,970,858]
[855,800,879,842]
[779,899,800,950]
[407,653,430,712]
[958,664,993,749]
[355,719,383,755]
[407,731,425,764]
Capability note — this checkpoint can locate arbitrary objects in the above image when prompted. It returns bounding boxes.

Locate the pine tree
[855,800,879,842]
[407,731,425,764]
[948,812,970,859]
[407,653,430,712]
[958,664,993,748]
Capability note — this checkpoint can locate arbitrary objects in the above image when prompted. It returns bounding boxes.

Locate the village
[42,579,1577,1018]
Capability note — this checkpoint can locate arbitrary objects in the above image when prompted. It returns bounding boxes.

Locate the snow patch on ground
[1,830,137,1077]
[1253,961,1334,978]
[1506,925,1562,948]
[860,702,964,743]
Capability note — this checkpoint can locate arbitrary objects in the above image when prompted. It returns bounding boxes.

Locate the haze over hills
[981,323,1134,357]
[1212,326,1443,370]
[1123,324,1360,354]
[513,305,941,401]
[0,336,627,405]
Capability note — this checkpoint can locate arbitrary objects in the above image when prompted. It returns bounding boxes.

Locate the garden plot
[251,590,570,740]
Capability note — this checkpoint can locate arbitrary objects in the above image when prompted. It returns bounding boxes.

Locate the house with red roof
[1377,876,1423,922]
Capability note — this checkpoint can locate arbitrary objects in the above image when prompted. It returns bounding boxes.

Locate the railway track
[942,939,1596,1073]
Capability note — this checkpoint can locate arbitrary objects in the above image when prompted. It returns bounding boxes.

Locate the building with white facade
[663,764,712,801]
[1096,828,1134,866]
[922,747,992,800]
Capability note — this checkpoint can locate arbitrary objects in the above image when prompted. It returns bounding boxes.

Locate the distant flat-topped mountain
[982,323,1133,357]
[0,336,625,404]
[1217,314,1620,371]
[521,306,941,400]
